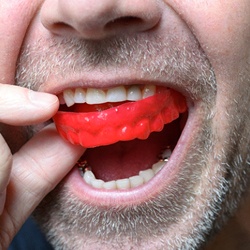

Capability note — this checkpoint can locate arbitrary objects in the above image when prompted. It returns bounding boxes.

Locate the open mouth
[53,84,188,198]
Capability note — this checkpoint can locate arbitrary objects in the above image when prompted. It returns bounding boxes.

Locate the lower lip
[63,105,198,207]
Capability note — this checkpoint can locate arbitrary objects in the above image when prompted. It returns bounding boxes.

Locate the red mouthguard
[53,89,187,148]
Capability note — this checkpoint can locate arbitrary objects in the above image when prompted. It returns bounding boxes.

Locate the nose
[40,0,162,40]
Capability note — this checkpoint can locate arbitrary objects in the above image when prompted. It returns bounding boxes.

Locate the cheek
[169,0,250,76]
[0,0,42,83]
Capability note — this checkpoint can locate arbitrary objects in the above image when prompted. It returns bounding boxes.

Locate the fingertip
[28,90,59,110]
[0,84,59,125]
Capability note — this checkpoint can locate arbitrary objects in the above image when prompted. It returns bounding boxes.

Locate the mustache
[15,34,216,99]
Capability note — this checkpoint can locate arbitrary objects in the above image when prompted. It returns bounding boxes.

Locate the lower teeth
[79,148,171,190]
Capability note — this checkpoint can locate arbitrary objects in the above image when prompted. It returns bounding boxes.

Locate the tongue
[81,119,181,181]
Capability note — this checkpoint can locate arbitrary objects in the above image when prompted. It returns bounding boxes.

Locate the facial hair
[15,33,250,249]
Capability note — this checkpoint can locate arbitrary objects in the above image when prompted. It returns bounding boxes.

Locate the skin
[0,0,250,249]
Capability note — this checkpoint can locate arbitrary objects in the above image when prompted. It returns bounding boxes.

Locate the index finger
[0,83,59,126]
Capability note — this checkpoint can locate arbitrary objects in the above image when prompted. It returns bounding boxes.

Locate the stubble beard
[15,34,250,249]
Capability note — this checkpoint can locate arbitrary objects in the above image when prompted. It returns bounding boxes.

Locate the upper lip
[38,76,194,104]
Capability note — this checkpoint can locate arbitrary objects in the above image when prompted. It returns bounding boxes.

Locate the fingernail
[28,90,58,108]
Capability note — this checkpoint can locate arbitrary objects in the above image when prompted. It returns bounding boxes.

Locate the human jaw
[18,17,218,250]
[13,0,250,249]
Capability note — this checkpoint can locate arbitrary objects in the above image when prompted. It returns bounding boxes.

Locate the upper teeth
[61,85,156,107]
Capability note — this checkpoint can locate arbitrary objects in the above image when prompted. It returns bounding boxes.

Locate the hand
[0,84,85,249]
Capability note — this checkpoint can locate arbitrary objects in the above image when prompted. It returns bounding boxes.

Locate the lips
[52,84,188,197]
[53,86,187,147]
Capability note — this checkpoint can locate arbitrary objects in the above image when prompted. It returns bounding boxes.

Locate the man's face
[1,0,250,249]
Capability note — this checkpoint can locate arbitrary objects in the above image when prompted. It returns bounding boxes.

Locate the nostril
[53,22,73,32]
[105,16,144,30]
[50,16,146,38]
[49,21,83,37]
